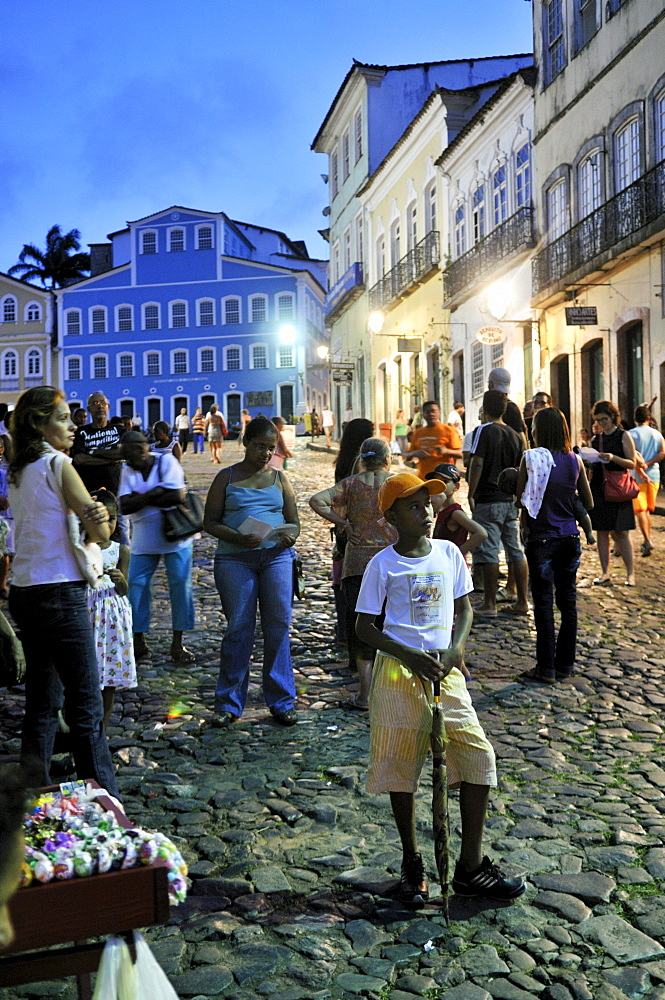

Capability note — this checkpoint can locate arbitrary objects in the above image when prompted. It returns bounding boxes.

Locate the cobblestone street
[3,444,665,1000]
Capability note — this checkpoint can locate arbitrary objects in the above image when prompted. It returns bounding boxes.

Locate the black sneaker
[452,856,526,900]
[271,708,298,727]
[399,852,429,905]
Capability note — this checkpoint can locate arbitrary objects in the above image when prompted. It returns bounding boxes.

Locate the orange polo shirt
[411,423,462,479]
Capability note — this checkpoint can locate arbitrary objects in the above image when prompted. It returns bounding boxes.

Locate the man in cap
[486,368,527,446]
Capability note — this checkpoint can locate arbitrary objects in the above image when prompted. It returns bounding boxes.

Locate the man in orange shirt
[405,400,462,479]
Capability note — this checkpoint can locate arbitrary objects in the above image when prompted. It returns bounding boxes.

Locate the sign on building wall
[246,391,274,407]
[476,326,505,346]
[333,370,353,384]
[565,307,598,326]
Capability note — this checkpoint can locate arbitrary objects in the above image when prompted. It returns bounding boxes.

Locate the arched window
[515,144,531,208]
[142,303,160,330]
[198,300,215,326]
[171,349,188,374]
[454,206,466,258]
[141,230,157,254]
[390,219,401,267]
[169,301,188,328]
[250,344,268,370]
[406,202,417,251]
[656,89,665,162]
[615,117,641,192]
[223,297,241,324]
[168,228,185,252]
[25,301,41,323]
[25,348,42,377]
[196,225,214,250]
[116,305,133,332]
[472,185,486,243]
[250,295,267,323]
[91,307,107,334]
[145,351,161,376]
[277,293,294,322]
[92,355,108,379]
[2,297,17,323]
[118,353,134,378]
[66,310,81,336]
[223,345,242,371]
[2,350,18,378]
[67,356,82,380]
[426,183,437,233]
[493,166,507,226]
[548,179,569,240]
[198,347,215,373]
[579,151,602,218]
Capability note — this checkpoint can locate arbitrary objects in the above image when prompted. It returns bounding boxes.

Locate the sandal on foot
[474,608,498,618]
[170,646,196,663]
[592,577,612,586]
[342,695,368,711]
[502,605,530,616]
[519,668,556,684]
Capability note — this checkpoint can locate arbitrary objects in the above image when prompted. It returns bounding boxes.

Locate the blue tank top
[216,469,286,554]
[528,450,579,541]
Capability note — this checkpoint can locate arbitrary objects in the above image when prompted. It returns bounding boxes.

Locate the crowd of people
[1,371,663,916]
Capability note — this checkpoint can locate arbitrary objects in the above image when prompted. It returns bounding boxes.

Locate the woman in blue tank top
[203,416,300,728]
[515,407,593,684]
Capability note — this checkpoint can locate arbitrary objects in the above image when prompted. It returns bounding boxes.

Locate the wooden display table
[0,785,170,997]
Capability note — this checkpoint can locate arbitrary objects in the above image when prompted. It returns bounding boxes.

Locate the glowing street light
[279,324,297,344]
[486,281,511,321]
[368,310,385,334]
[316,344,330,360]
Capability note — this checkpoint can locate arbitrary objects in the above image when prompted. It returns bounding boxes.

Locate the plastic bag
[133,932,180,1000]
[92,932,179,1000]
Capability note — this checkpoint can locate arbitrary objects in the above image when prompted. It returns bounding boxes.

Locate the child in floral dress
[87,492,137,727]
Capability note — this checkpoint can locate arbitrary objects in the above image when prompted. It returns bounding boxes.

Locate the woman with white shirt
[8,387,119,795]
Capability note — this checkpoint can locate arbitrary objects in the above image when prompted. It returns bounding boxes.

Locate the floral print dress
[87,542,137,689]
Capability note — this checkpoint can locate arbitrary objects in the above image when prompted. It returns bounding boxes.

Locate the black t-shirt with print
[71,423,122,494]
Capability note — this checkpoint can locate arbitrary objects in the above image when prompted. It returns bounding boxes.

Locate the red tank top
[433,502,467,549]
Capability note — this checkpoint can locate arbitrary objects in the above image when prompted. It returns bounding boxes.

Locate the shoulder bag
[601,433,639,502]
[46,452,104,588]
[156,455,205,542]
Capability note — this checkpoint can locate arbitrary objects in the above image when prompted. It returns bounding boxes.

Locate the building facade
[0,274,55,404]
[531,1,665,436]
[57,207,328,430]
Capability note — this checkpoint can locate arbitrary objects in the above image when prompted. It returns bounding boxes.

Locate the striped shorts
[366,652,497,794]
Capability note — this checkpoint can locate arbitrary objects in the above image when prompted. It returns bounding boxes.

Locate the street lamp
[486,281,511,321]
[368,310,385,334]
[279,324,297,344]
[316,344,330,360]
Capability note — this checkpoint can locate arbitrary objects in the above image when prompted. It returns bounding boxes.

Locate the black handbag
[156,456,205,541]
[293,557,305,600]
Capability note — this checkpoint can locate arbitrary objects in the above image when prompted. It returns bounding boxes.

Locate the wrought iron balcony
[533,158,665,295]
[368,230,440,312]
[443,207,535,305]
[325,262,364,321]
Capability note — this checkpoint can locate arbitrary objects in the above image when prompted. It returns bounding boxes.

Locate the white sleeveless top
[9,446,83,586]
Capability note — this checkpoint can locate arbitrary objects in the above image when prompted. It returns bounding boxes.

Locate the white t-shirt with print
[118,452,190,555]
[356,539,473,651]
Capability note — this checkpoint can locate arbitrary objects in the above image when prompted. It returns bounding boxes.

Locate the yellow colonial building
[0,274,55,405]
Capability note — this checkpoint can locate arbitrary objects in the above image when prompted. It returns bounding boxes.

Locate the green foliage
[8,224,91,289]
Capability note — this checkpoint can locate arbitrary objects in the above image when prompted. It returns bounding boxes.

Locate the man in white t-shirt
[446,402,465,437]
[321,407,334,447]
[118,431,195,665]
[175,408,191,454]
[355,471,524,906]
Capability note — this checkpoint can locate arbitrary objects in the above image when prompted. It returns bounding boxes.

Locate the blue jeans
[526,534,581,678]
[9,582,120,796]
[214,546,296,717]
[193,433,204,454]
[128,546,194,633]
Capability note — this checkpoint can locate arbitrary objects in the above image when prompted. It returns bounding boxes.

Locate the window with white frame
[657,90,665,162]
[118,353,134,378]
[141,230,157,254]
[331,150,339,199]
[491,342,504,368]
[342,228,351,273]
[354,108,362,162]
[548,179,568,240]
[545,0,566,84]
[615,117,641,192]
[277,345,294,368]
[390,220,401,267]
[277,293,294,321]
[376,236,386,278]
[342,128,350,181]
[116,305,133,332]
[250,295,267,323]
[2,350,17,378]
[91,307,107,334]
[196,225,213,250]
[171,349,188,374]
[454,206,466,258]
[493,166,507,226]
[579,151,602,218]
[145,351,161,376]
[169,228,185,252]
[25,302,41,322]
[471,341,484,398]
[251,344,268,369]
[224,346,241,371]
[25,348,42,377]
[170,301,187,328]
[515,144,531,207]
[67,356,82,380]
[198,299,215,326]
[472,185,486,243]
[355,213,364,265]
[224,297,241,324]
[425,182,439,233]
[332,242,340,284]
[92,355,108,379]
[198,347,215,373]
[66,309,81,336]
[406,203,417,251]
[2,297,17,323]
[143,303,160,330]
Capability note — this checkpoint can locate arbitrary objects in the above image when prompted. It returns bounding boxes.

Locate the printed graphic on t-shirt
[409,572,447,628]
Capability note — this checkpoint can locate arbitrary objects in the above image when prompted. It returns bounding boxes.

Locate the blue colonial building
[57,206,328,431]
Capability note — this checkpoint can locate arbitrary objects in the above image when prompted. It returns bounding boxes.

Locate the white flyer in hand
[237,516,298,542]
[579,447,606,463]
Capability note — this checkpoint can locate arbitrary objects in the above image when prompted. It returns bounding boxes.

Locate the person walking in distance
[175,408,190,454]
[191,407,206,455]
[589,399,637,586]
[206,404,226,465]
[404,401,462,478]
[629,404,665,557]
[321,406,335,448]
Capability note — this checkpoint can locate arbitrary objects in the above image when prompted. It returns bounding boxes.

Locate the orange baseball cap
[378,472,446,512]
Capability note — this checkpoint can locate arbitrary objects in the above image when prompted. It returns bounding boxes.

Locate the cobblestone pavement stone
[3,444,665,1000]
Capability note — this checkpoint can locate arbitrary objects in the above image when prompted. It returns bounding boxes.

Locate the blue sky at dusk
[1,0,533,275]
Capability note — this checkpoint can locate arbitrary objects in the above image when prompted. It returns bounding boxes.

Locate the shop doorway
[550,354,571,425]
[581,338,604,428]
[617,321,643,427]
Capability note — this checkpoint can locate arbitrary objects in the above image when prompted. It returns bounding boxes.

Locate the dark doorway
[550,354,571,425]
[279,384,294,419]
[428,348,441,405]
[453,352,465,409]
[582,338,604,427]
[120,399,134,420]
[173,396,188,424]
[201,394,215,418]
[147,398,161,428]
[68,401,82,416]
[618,321,643,427]
[226,393,241,433]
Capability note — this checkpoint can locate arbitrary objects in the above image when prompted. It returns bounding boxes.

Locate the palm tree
[8,225,90,288]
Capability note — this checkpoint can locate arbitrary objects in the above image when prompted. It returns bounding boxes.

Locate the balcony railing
[533,159,665,294]
[325,262,364,319]
[369,230,440,312]
[443,207,535,305]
